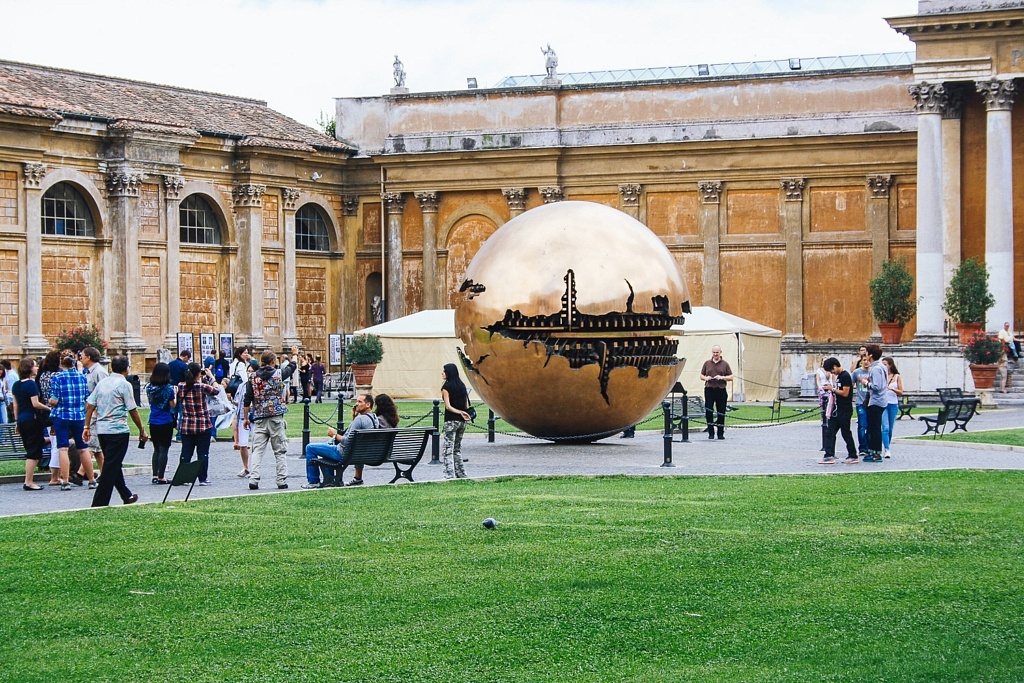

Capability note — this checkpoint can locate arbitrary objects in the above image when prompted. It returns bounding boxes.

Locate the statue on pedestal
[541,44,558,82]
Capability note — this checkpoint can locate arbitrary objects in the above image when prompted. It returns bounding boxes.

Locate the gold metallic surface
[455,201,690,441]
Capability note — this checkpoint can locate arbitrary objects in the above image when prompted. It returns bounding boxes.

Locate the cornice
[888,8,1024,36]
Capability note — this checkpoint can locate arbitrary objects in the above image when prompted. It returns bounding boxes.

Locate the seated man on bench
[302,393,379,489]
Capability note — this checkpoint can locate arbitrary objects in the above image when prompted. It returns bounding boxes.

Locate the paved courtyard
[2,406,1021,518]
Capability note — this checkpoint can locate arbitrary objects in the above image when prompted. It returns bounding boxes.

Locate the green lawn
[1,471,1022,682]
[909,428,1024,447]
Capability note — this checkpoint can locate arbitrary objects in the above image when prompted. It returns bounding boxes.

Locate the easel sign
[219,333,234,359]
[329,334,342,369]
[199,333,215,360]
[176,332,194,357]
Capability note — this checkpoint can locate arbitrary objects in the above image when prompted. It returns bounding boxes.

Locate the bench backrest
[386,429,432,465]
[948,398,979,421]
[937,387,964,404]
[0,423,26,457]
[342,427,433,468]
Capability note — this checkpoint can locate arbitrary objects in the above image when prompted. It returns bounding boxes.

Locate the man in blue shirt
[49,354,95,489]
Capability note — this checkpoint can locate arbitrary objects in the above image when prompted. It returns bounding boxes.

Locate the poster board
[176,332,194,357]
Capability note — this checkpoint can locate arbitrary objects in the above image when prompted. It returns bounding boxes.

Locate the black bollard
[336,392,345,434]
[301,398,311,454]
[487,408,495,443]
[661,400,675,467]
[680,389,690,443]
[430,399,441,464]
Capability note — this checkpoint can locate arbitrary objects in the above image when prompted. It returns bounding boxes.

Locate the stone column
[340,196,360,332]
[232,183,269,350]
[21,163,49,355]
[781,178,806,341]
[106,170,148,355]
[382,191,405,322]
[415,191,439,310]
[909,82,947,343]
[618,183,641,220]
[977,78,1016,330]
[502,188,527,219]
[698,180,722,309]
[281,188,302,349]
[539,186,564,204]
[866,175,893,276]
[941,88,964,292]
[162,175,184,351]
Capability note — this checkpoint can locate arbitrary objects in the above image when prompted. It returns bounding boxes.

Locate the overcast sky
[1,0,917,130]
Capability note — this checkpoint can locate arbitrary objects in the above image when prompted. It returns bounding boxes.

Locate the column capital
[232,183,266,207]
[22,163,47,189]
[502,187,527,211]
[698,180,723,204]
[106,171,144,198]
[539,186,564,203]
[909,82,947,114]
[976,78,1016,111]
[942,85,967,119]
[618,183,642,207]
[781,178,806,202]
[342,195,359,216]
[867,174,894,199]
[282,187,300,211]
[414,191,440,213]
[381,191,405,214]
[163,175,185,201]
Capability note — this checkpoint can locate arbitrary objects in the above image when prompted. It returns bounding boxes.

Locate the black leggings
[150,422,174,478]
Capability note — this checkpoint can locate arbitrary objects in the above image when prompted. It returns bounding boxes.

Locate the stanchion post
[430,399,441,464]
[661,400,675,467]
[680,388,690,443]
[336,392,345,434]
[301,398,311,454]
[487,409,495,443]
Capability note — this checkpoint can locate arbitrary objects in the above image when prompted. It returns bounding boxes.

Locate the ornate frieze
[976,78,1016,111]
[282,187,301,210]
[502,187,527,211]
[382,191,405,214]
[415,191,440,213]
[697,180,723,204]
[539,186,564,204]
[106,171,144,197]
[342,195,359,216]
[908,82,947,114]
[163,175,185,200]
[618,183,642,207]
[232,183,266,207]
[22,163,47,189]
[780,178,806,202]
[867,175,894,199]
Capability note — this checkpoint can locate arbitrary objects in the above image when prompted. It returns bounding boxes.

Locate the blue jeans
[855,404,868,453]
[180,429,212,482]
[305,442,341,484]
[882,402,898,450]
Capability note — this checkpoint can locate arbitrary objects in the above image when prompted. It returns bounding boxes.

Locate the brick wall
[263,194,279,242]
[140,183,160,235]
[263,261,280,339]
[180,260,218,331]
[41,255,90,338]
[0,171,16,226]
[296,264,326,357]
[0,250,18,338]
[140,256,162,338]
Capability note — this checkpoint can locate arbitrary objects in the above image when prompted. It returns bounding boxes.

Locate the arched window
[179,194,221,245]
[41,183,95,237]
[295,204,330,252]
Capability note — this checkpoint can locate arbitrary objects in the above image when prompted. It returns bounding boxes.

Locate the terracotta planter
[969,363,998,389]
[956,322,983,345]
[350,363,377,386]
[877,322,905,345]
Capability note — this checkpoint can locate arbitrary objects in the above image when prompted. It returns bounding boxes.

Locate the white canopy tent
[354,310,461,399]
[669,307,782,402]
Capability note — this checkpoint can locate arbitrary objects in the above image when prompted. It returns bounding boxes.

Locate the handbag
[36,406,52,428]
[207,388,234,417]
[226,374,243,398]
[467,405,477,422]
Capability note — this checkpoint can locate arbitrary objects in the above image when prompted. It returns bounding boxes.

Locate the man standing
[81,346,108,472]
[49,354,96,489]
[820,357,857,464]
[84,356,146,507]
[243,347,298,490]
[851,356,871,457]
[302,393,378,489]
[699,345,733,440]
[861,344,888,463]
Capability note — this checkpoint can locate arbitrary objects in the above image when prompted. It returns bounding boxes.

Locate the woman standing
[299,353,312,402]
[11,357,49,490]
[440,363,471,480]
[311,355,326,403]
[881,357,902,459]
[36,350,61,485]
[176,362,221,486]
[146,362,176,484]
[232,359,257,478]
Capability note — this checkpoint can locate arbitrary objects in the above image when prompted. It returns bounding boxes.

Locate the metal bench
[896,395,918,420]
[312,427,434,486]
[0,423,29,461]
[920,397,980,438]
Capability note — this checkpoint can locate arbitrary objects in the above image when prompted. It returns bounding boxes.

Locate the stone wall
[41,254,90,338]
[180,258,219,332]
[0,250,18,339]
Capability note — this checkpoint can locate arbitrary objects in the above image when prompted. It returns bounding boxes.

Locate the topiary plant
[943,257,995,324]
[346,334,384,365]
[869,258,916,325]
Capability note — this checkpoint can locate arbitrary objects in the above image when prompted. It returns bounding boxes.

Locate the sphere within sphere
[455,201,689,441]
[482,518,497,529]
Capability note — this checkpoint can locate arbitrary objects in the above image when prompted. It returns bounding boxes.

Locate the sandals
[236,469,250,478]
[60,482,72,491]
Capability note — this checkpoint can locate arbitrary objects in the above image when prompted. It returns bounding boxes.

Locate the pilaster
[781,178,806,342]
[539,186,563,204]
[281,188,302,349]
[341,196,360,334]
[232,183,269,350]
[502,187,527,218]
[698,180,722,309]
[416,191,440,310]
[162,175,184,351]
[105,170,148,354]
[21,163,49,355]
[866,174,893,280]
[941,87,964,293]
[382,191,405,322]
[618,184,641,220]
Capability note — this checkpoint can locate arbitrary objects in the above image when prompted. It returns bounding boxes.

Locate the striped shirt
[50,368,89,421]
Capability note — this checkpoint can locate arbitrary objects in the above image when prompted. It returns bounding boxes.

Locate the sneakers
[198,480,212,486]
[883,449,891,459]
[300,482,321,490]
[863,454,883,462]
[248,482,259,490]
[818,457,837,464]
[277,483,289,490]
[842,457,859,464]
[236,469,250,478]
[345,478,364,487]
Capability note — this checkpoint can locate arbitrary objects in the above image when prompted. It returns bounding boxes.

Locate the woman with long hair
[36,350,62,485]
[299,353,312,401]
[374,393,400,429]
[881,356,903,459]
[440,363,471,480]
[146,362,176,484]
[311,355,326,403]
[11,357,50,490]
[232,360,257,478]
[176,362,221,485]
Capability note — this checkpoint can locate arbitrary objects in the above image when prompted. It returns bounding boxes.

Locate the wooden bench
[0,423,28,461]
[920,397,980,438]
[896,395,918,420]
[312,427,434,486]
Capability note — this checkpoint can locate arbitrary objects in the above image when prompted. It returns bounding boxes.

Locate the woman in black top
[11,357,50,490]
[440,363,471,480]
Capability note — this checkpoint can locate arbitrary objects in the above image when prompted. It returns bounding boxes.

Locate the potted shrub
[868,258,916,344]
[963,332,1003,389]
[943,257,995,344]
[54,325,108,355]
[346,334,384,386]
